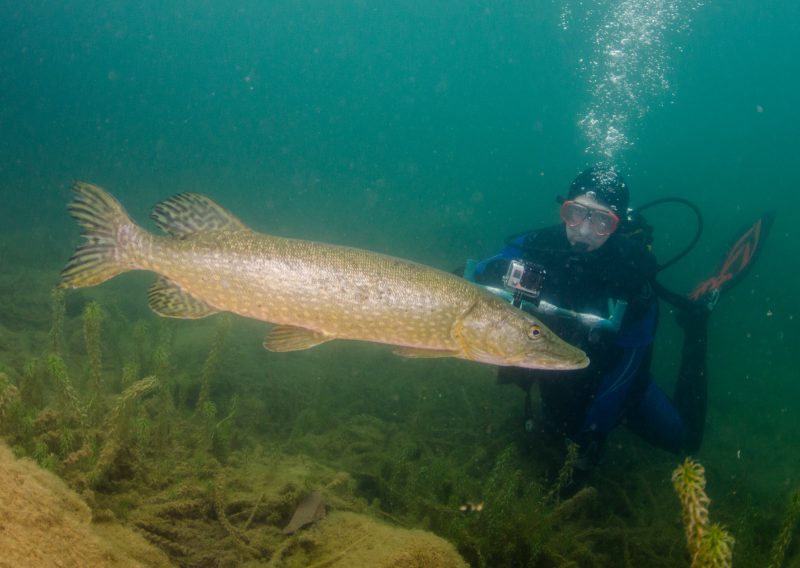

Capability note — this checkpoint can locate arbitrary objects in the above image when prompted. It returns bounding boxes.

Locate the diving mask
[560,200,620,237]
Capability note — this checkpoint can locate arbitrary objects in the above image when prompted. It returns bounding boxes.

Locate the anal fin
[264,325,332,352]
[148,277,219,319]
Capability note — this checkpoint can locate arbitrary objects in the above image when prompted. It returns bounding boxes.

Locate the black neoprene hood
[567,165,630,214]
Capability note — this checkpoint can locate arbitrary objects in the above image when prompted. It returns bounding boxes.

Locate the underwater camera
[503,260,546,301]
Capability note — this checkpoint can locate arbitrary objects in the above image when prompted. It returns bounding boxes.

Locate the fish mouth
[517,347,589,371]
[556,352,590,370]
[548,338,590,370]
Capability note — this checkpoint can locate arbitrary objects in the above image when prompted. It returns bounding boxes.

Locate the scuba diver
[467,164,773,476]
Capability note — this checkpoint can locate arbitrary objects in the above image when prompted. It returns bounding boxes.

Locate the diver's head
[560,165,628,251]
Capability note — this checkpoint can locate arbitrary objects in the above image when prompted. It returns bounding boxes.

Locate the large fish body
[61,183,588,370]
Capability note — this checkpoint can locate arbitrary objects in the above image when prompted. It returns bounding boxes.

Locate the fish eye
[527,324,542,340]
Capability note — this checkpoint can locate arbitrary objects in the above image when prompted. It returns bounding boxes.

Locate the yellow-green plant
[195,315,231,415]
[143,322,176,448]
[672,457,734,568]
[211,394,238,458]
[547,440,580,504]
[47,353,86,428]
[121,360,140,388]
[213,474,261,558]
[695,524,735,568]
[21,358,45,408]
[0,372,21,433]
[49,287,65,355]
[132,320,152,372]
[768,487,800,568]
[58,428,76,458]
[153,322,173,381]
[33,439,57,470]
[83,301,105,407]
[90,376,159,488]
[133,413,152,449]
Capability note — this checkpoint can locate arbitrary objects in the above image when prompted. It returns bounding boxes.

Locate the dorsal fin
[150,193,249,238]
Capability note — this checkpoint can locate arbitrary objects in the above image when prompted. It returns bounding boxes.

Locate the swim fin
[653,210,775,315]
[688,210,776,307]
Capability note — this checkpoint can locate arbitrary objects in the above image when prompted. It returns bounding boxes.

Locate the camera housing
[503,260,546,300]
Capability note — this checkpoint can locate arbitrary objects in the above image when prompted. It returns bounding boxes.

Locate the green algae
[0,258,797,567]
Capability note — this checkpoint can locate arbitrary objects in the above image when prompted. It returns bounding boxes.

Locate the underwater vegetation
[672,457,734,567]
[0,278,799,567]
[0,440,172,566]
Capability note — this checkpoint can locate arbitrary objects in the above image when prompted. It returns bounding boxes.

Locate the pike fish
[60,183,588,370]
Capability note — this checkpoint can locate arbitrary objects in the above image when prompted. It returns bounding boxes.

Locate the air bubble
[570,0,704,162]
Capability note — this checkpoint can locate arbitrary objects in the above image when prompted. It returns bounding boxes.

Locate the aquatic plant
[695,523,736,568]
[546,439,580,504]
[199,400,217,420]
[20,358,45,408]
[132,320,152,367]
[768,487,800,568]
[152,323,173,381]
[465,444,546,565]
[120,320,151,387]
[121,360,139,389]
[0,372,21,433]
[132,413,152,449]
[47,353,87,428]
[213,473,263,558]
[58,427,76,457]
[48,287,65,355]
[90,376,159,488]
[195,314,231,415]
[149,322,176,443]
[672,457,709,551]
[672,457,734,567]
[82,301,105,417]
[0,262,778,566]
[33,438,58,470]
[211,393,238,459]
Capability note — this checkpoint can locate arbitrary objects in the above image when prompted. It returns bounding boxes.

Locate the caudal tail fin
[60,182,140,288]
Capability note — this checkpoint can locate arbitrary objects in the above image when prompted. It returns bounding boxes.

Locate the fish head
[456,296,589,370]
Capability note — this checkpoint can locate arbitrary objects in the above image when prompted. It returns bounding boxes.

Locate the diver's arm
[470,239,527,286]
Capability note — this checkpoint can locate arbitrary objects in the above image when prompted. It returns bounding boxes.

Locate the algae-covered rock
[0,440,171,567]
[270,510,468,568]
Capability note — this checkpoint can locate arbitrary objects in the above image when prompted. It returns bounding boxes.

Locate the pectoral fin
[264,326,333,352]
[148,277,219,319]
[393,347,460,359]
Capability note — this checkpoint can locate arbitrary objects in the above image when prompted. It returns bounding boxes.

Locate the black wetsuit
[473,224,707,460]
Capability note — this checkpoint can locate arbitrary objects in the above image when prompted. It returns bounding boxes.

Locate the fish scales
[142,231,474,350]
[61,183,589,370]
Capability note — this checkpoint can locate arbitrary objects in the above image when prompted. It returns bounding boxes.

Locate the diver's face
[562,195,618,251]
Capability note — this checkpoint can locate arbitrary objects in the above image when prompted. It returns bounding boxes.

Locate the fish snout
[518,342,589,371]
[550,340,590,370]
